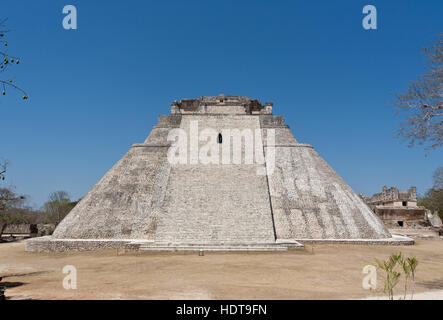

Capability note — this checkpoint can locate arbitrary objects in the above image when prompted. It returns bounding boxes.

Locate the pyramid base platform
[295,234,414,245]
[25,235,414,252]
[25,237,304,252]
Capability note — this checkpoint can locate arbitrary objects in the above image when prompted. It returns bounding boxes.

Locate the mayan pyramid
[27,95,413,252]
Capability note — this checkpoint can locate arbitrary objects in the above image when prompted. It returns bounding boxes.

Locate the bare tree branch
[395,33,443,151]
[0,160,7,180]
[433,167,443,190]
[0,18,27,100]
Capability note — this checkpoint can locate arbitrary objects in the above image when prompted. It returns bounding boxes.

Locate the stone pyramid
[27,95,413,252]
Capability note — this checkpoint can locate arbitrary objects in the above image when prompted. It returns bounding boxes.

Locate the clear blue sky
[1,0,442,208]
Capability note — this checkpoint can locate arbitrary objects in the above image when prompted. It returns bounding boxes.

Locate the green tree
[418,189,443,218]
[395,33,442,151]
[418,167,443,218]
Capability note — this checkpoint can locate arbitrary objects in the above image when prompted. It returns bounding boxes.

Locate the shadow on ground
[2,271,48,278]
[1,281,27,289]
[418,279,443,290]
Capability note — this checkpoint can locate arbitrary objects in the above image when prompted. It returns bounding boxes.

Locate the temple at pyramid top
[171,94,274,115]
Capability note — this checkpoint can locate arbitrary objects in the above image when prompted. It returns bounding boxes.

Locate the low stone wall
[389,228,442,239]
[26,237,302,252]
[25,237,133,252]
[297,235,414,246]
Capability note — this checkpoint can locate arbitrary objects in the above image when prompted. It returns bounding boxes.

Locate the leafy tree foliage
[0,186,26,234]
[42,191,78,225]
[418,167,443,218]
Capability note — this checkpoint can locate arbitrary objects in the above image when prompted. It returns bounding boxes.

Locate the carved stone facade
[361,186,417,207]
[171,95,273,115]
[360,186,428,228]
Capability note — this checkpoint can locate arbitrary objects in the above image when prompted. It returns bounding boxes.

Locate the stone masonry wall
[266,145,391,240]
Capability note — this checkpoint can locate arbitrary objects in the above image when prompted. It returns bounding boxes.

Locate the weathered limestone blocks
[267,145,391,240]
[52,146,170,240]
[154,115,275,244]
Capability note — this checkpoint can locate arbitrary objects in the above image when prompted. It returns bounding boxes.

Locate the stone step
[133,240,304,252]
[138,245,289,252]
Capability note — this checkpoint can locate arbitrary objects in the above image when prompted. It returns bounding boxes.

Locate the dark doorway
[218,133,222,144]
[402,201,407,206]
[397,221,404,227]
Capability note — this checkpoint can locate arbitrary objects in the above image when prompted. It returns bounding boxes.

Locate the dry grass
[2,240,443,300]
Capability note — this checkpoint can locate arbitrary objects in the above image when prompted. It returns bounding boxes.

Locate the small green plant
[400,257,410,300]
[376,253,402,300]
[376,252,419,300]
[407,256,418,299]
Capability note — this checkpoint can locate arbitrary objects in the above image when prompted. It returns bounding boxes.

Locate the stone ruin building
[26,95,413,252]
[360,186,429,228]
[1,224,38,240]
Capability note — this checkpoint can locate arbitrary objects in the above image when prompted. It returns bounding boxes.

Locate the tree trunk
[0,223,7,237]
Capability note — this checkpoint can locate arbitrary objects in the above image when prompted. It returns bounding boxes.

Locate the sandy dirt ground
[1,240,443,300]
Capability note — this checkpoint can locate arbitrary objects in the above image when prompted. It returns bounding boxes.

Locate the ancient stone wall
[366,186,417,206]
[374,206,428,227]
